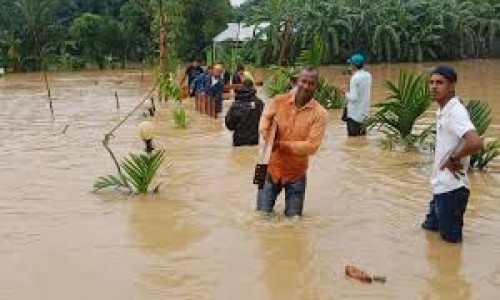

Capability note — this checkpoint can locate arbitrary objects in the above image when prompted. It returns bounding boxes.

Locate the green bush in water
[94,150,165,194]
[365,71,433,150]
[466,100,499,170]
[315,78,343,109]
[157,71,181,101]
[173,104,188,128]
[264,65,298,98]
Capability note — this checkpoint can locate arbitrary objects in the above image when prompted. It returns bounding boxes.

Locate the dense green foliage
[0,0,232,71]
[238,0,500,65]
[1,0,499,71]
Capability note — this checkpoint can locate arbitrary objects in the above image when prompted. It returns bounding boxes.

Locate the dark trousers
[256,173,307,217]
[422,187,470,243]
[347,118,366,136]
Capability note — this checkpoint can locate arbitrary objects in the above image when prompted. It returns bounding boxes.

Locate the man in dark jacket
[225,79,264,146]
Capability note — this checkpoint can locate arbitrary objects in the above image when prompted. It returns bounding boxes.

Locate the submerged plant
[173,104,187,128]
[156,71,181,101]
[365,71,432,150]
[466,100,499,170]
[315,78,343,109]
[94,150,165,193]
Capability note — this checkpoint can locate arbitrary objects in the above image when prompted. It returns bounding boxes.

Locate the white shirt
[431,97,476,194]
[346,69,372,123]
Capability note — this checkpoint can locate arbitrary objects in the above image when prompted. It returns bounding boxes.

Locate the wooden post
[211,97,217,118]
[158,0,167,102]
[204,94,209,115]
[194,94,199,112]
[115,91,120,109]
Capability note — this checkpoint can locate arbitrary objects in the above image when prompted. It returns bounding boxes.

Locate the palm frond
[366,71,431,149]
[466,100,492,136]
[94,150,165,194]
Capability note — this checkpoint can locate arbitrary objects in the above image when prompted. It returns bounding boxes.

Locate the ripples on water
[0,61,499,299]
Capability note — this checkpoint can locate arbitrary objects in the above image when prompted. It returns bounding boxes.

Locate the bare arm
[441,130,483,176]
[259,98,278,142]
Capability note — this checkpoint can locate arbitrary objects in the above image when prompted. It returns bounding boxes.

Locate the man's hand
[440,156,465,179]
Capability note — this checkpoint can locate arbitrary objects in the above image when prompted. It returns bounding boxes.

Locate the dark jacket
[225,86,264,146]
[209,76,224,113]
[191,72,210,94]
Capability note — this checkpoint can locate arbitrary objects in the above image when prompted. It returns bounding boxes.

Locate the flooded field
[0,59,499,299]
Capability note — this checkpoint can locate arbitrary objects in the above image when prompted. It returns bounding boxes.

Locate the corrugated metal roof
[213,22,269,43]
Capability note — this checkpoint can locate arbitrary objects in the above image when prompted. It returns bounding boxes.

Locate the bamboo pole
[115,91,120,109]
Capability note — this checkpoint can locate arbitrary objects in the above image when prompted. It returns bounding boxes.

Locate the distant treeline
[0,0,232,71]
[235,0,500,65]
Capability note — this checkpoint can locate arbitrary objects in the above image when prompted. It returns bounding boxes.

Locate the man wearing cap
[421,66,482,243]
[257,66,328,217]
[341,54,372,136]
[181,58,204,97]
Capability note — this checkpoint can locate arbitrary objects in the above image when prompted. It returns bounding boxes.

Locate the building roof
[213,22,269,43]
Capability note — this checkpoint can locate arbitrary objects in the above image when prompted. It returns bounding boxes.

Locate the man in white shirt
[341,54,372,136]
[421,66,482,243]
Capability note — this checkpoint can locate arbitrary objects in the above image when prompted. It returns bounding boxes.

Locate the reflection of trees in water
[257,224,320,300]
[424,234,471,300]
[129,194,205,255]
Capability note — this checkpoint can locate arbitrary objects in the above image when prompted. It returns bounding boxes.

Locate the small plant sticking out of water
[466,100,499,170]
[93,150,165,194]
[365,71,433,150]
[315,79,343,109]
[157,71,181,101]
[173,104,188,128]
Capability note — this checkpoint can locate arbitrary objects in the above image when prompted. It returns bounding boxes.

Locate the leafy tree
[70,13,124,69]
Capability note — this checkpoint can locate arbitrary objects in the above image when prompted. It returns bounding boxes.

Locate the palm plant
[365,71,433,149]
[465,100,499,170]
[94,150,165,193]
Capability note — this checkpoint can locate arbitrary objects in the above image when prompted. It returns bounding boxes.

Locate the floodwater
[0,59,499,300]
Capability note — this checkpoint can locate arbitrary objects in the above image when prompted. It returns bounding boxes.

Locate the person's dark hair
[290,75,298,84]
[300,66,319,82]
[243,79,254,88]
[431,66,457,84]
[236,64,245,72]
[194,57,202,63]
[354,63,364,69]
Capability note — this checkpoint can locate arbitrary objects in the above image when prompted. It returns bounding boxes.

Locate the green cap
[347,54,365,66]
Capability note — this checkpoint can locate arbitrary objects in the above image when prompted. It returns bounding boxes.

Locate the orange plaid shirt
[259,93,327,184]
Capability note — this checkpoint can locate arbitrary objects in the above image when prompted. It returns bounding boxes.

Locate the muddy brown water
[0,60,499,300]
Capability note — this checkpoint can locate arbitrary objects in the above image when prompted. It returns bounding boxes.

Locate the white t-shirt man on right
[431,97,476,195]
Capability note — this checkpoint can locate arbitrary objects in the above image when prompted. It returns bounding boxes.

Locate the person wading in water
[257,66,327,217]
[421,66,482,243]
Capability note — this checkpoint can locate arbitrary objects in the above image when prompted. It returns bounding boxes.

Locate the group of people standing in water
[182,54,482,244]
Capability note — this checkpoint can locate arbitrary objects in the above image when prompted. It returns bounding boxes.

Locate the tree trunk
[159,0,167,101]
[278,20,292,66]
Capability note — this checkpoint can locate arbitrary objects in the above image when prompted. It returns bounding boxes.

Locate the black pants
[347,118,366,136]
[422,187,470,243]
